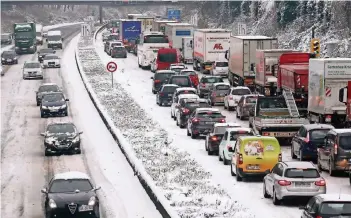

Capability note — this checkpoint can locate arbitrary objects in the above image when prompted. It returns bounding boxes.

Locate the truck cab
[14,22,37,54]
[47,30,63,49]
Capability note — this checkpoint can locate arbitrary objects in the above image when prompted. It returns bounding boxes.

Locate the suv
[151,70,175,94]
[317,129,351,176]
[22,61,43,80]
[208,83,231,106]
[197,76,224,98]
[263,161,326,205]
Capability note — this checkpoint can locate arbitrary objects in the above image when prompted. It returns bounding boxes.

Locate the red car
[179,69,199,87]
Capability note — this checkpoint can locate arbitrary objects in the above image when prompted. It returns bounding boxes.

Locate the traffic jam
[99,12,351,217]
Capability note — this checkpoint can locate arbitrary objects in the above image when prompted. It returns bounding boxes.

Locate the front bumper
[41,107,67,116]
[1,59,17,64]
[15,47,35,53]
[44,141,80,154]
[46,205,98,218]
[23,73,43,79]
[48,43,62,49]
[44,62,60,68]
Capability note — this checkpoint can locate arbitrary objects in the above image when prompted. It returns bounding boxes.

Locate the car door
[219,131,229,157]
[292,127,305,157]
[237,96,244,116]
[231,140,240,169]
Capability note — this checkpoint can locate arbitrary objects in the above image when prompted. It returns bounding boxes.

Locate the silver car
[22,61,43,80]
[263,161,326,205]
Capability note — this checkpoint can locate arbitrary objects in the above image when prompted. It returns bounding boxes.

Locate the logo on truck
[213,43,223,50]
[125,26,140,32]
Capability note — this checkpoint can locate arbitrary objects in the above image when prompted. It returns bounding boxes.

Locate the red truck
[277,52,311,117]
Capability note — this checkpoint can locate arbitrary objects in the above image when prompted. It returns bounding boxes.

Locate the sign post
[81,23,91,37]
[106,61,117,88]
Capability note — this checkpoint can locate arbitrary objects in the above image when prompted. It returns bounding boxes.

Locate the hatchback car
[151,70,176,94]
[22,61,43,79]
[197,76,224,98]
[111,46,127,58]
[36,83,60,106]
[156,84,179,106]
[263,161,326,205]
[236,94,263,119]
[41,171,100,218]
[38,48,55,62]
[41,122,83,155]
[224,86,252,111]
[40,92,69,117]
[211,61,228,77]
[179,70,199,87]
[168,75,193,88]
[176,98,210,128]
[171,93,199,120]
[170,65,186,74]
[208,83,230,106]
[291,124,334,161]
[43,54,60,68]
[1,50,18,65]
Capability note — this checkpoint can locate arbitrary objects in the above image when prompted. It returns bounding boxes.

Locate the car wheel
[76,149,82,154]
[223,154,229,165]
[191,131,197,139]
[236,168,242,181]
[236,111,239,118]
[65,110,68,117]
[211,101,214,106]
[40,111,45,118]
[291,145,297,159]
[272,189,281,205]
[187,128,191,136]
[173,114,176,120]
[176,116,179,126]
[44,150,50,156]
[329,161,336,176]
[299,150,304,161]
[207,147,213,156]
[218,153,223,161]
[224,102,227,109]
[152,90,156,94]
[205,141,208,151]
[36,101,40,106]
[263,182,270,198]
[231,164,235,176]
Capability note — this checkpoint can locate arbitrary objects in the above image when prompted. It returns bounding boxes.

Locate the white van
[211,61,229,77]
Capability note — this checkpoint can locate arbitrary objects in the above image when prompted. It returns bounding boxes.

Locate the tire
[349,174,351,185]
[223,154,229,165]
[263,182,270,198]
[219,153,223,161]
[236,111,239,118]
[236,169,242,181]
[36,101,40,106]
[187,128,191,136]
[176,117,179,126]
[44,150,50,156]
[207,148,213,156]
[329,161,336,176]
[299,150,304,161]
[272,189,281,205]
[224,102,227,110]
[152,90,156,94]
[64,110,68,117]
[239,113,244,120]
[76,149,82,154]
[191,131,197,139]
[40,112,45,118]
[231,164,235,176]
[291,145,297,159]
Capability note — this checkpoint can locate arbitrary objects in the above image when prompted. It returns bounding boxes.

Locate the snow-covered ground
[86,30,351,218]
[1,24,161,218]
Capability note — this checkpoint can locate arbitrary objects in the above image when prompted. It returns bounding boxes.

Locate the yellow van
[230,136,281,181]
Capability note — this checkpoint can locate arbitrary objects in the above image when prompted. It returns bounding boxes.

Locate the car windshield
[180,71,196,76]
[144,35,168,43]
[230,131,253,141]
[284,168,320,178]
[197,111,222,118]
[2,52,15,58]
[158,53,177,63]
[40,49,54,54]
[216,62,228,67]
[232,89,251,95]
[170,77,190,86]
[246,96,258,104]
[39,85,59,93]
[309,129,330,140]
[47,35,61,41]
[216,85,230,90]
[259,98,287,109]
[42,93,65,102]
[201,77,224,83]
[155,73,174,80]
[47,124,75,134]
[44,55,58,60]
[162,86,178,93]
[15,32,32,39]
[49,179,92,193]
[339,135,351,150]
[320,202,351,215]
[24,63,40,68]
[1,34,11,40]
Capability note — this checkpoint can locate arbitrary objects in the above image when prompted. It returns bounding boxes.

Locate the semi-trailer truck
[13,22,37,54]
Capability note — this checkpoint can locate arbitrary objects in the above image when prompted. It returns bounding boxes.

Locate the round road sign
[107,61,117,73]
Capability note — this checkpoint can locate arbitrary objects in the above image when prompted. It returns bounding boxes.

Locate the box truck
[127,14,154,32]
[181,37,193,64]
[152,20,178,33]
[119,19,142,52]
[165,23,193,49]
[47,30,63,49]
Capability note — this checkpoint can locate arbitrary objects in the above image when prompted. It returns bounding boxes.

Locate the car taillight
[304,133,310,143]
[315,179,326,186]
[228,96,233,100]
[159,92,164,96]
[334,143,338,155]
[278,153,282,162]
[211,92,216,97]
[325,115,332,123]
[263,132,270,136]
[210,136,218,141]
[182,108,190,113]
[192,118,200,123]
[316,216,322,218]
[154,80,161,83]
[237,153,243,164]
[277,180,291,186]
[201,83,206,87]
[219,118,226,123]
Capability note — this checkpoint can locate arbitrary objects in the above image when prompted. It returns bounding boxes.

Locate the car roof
[281,161,316,169]
[180,69,195,72]
[202,75,222,78]
[53,171,90,180]
[239,135,277,141]
[184,98,208,103]
[214,82,230,86]
[162,84,179,87]
[24,61,40,64]
[40,83,58,86]
[328,128,351,135]
[170,75,189,78]
[155,70,175,74]
[214,123,241,127]
[316,194,351,202]
[176,87,196,92]
[178,94,199,99]
[303,124,335,131]
[225,127,252,132]
[196,108,220,112]
[232,86,250,90]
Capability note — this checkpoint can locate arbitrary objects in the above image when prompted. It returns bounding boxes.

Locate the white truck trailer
[193,29,231,74]
[152,20,178,34]
[308,58,351,127]
[127,14,154,32]
[165,23,193,49]
[181,37,193,64]
[47,30,63,49]
[226,36,277,90]
[36,24,43,45]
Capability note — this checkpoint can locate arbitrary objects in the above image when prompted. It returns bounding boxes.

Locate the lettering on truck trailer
[125,26,140,32]
[213,43,223,50]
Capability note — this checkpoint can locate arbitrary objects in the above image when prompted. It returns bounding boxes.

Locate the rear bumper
[208,141,220,152]
[191,126,212,135]
[237,168,270,178]
[277,187,326,200]
[23,74,43,79]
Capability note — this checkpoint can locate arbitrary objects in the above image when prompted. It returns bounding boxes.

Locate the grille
[48,62,55,65]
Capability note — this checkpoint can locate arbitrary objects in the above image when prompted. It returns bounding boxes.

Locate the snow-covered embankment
[74,26,252,218]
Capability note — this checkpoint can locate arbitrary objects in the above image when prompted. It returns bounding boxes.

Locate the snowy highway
[94,31,351,218]
[1,25,161,218]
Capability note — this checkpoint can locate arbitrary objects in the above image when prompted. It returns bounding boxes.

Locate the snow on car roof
[213,82,230,86]
[317,194,351,202]
[53,171,90,180]
[41,83,58,86]
[196,108,220,112]
[176,87,196,92]
[214,123,241,127]
[163,84,179,87]
[178,94,199,99]
[282,161,316,169]
[232,86,250,90]
[225,127,252,132]
[170,66,186,68]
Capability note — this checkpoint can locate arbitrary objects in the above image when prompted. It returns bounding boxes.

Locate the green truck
[13,22,37,54]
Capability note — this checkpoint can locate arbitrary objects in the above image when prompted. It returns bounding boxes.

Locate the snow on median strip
[75,31,252,218]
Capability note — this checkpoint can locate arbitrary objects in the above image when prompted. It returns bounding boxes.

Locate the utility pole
[312,26,315,38]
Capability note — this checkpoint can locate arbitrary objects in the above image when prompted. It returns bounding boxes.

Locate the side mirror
[79,131,83,134]
[40,132,45,136]
[41,188,48,193]
[94,186,101,191]
[65,99,69,101]
[150,77,154,79]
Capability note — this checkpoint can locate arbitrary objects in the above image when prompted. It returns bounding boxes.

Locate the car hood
[44,59,59,62]
[42,101,66,107]
[48,191,95,206]
[24,68,41,72]
[45,133,77,142]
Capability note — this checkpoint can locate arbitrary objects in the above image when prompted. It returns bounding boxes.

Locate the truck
[181,37,193,64]
[193,29,231,74]
[13,22,37,54]
[152,20,178,33]
[127,14,154,32]
[308,58,351,127]
[255,49,297,96]
[119,19,142,52]
[225,36,277,90]
[36,24,43,45]
[277,52,311,117]
[47,30,63,49]
[165,23,193,50]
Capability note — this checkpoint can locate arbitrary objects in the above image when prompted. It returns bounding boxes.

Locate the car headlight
[88,196,96,206]
[49,199,57,208]
[42,106,48,109]
[30,46,34,49]
[13,57,17,59]
[72,136,80,143]
[45,138,55,144]
[1,58,4,60]
[38,56,42,58]
[59,104,67,109]
[15,47,19,49]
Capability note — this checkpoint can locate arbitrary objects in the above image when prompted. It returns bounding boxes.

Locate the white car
[42,54,60,68]
[224,86,251,111]
[170,65,187,74]
[171,93,199,120]
[211,61,229,77]
[22,61,43,80]
[218,127,254,165]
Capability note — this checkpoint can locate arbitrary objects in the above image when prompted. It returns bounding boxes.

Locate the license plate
[79,205,93,212]
[295,182,311,187]
[7,59,11,62]
[50,109,58,112]
[247,165,260,170]
[168,94,172,97]
[206,122,214,124]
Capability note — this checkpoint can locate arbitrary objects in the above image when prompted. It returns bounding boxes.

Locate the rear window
[158,53,177,63]
[232,89,251,95]
[339,135,351,150]
[113,47,124,51]
[320,202,351,215]
[162,86,178,93]
[284,168,320,178]
[216,62,228,67]
[216,85,230,90]
[309,129,330,140]
[246,96,258,104]
[243,140,276,156]
[197,111,222,118]
[230,131,254,141]
[170,77,190,86]
[111,43,122,47]
[108,35,119,40]
[155,73,174,80]
[180,71,196,76]
[178,90,196,95]
[201,77,224,83]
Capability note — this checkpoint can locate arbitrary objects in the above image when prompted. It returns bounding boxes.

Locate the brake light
[192,118,200,123]
[159,92,164,96]
[277,180,291,186]
[210,136,218,141]
[182,108,190,113]
[201,83,206,87]
[263,132,270,136]
[316,216,322,218]
[219,118,226,123]
[325,115,332,123]
[334,143,338,155]
[315,179,326,186]
[212,92,217,97]
[278,153,282,162]
[304,133,309,143]
[228,96,233,100]
[237,154,243,164]
[154,80,161,83]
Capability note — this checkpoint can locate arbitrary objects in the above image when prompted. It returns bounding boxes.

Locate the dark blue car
[156,84,179,106]
[291,124,334,161]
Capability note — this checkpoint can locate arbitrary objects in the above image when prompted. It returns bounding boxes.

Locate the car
[187,108,226,139]
[236,94,263,120]
[317,128,351,176]
[42,54,60,68]
[207,82,231,106]
[179,69,199,87]
[168,75,193,88]
[169,65,187,74]
[105,33,119,42]
[300,194,351,218]
[205,123,241,155]
[171,93,199,120]
[263,161,326,205]
[218,127,254,163]
[40,92,69,118]
[224,86,252,111]
[197,76,224,98]
[173,87,197,100]
[102,31,110,42]
[1,50,18,65]
[1,33,12,45]
[106,40,123,55]
[170,63,186,68]
[151,70,176,94]
[156,84,179,106]
[41,171,101,218]
[176,98,210,128]
[36,83,61,106]
[38,48,55,63]
[111,46,127,58]
[41,122,83,155]
[211,60,229,77]
[291,124,334,161]
[22,61,43,80]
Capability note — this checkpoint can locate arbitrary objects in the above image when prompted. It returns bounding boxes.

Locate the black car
[38,48,55,62]
[40,92,69,118]
[41,171,101,218]
[168,75,193,88]
[1,51,18,65]
[197,76,224,98]
[156,84,179,106]
[151,70,175,94]
[41,122,82,155]
[36,83,61,106]
[175,98,211,128]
